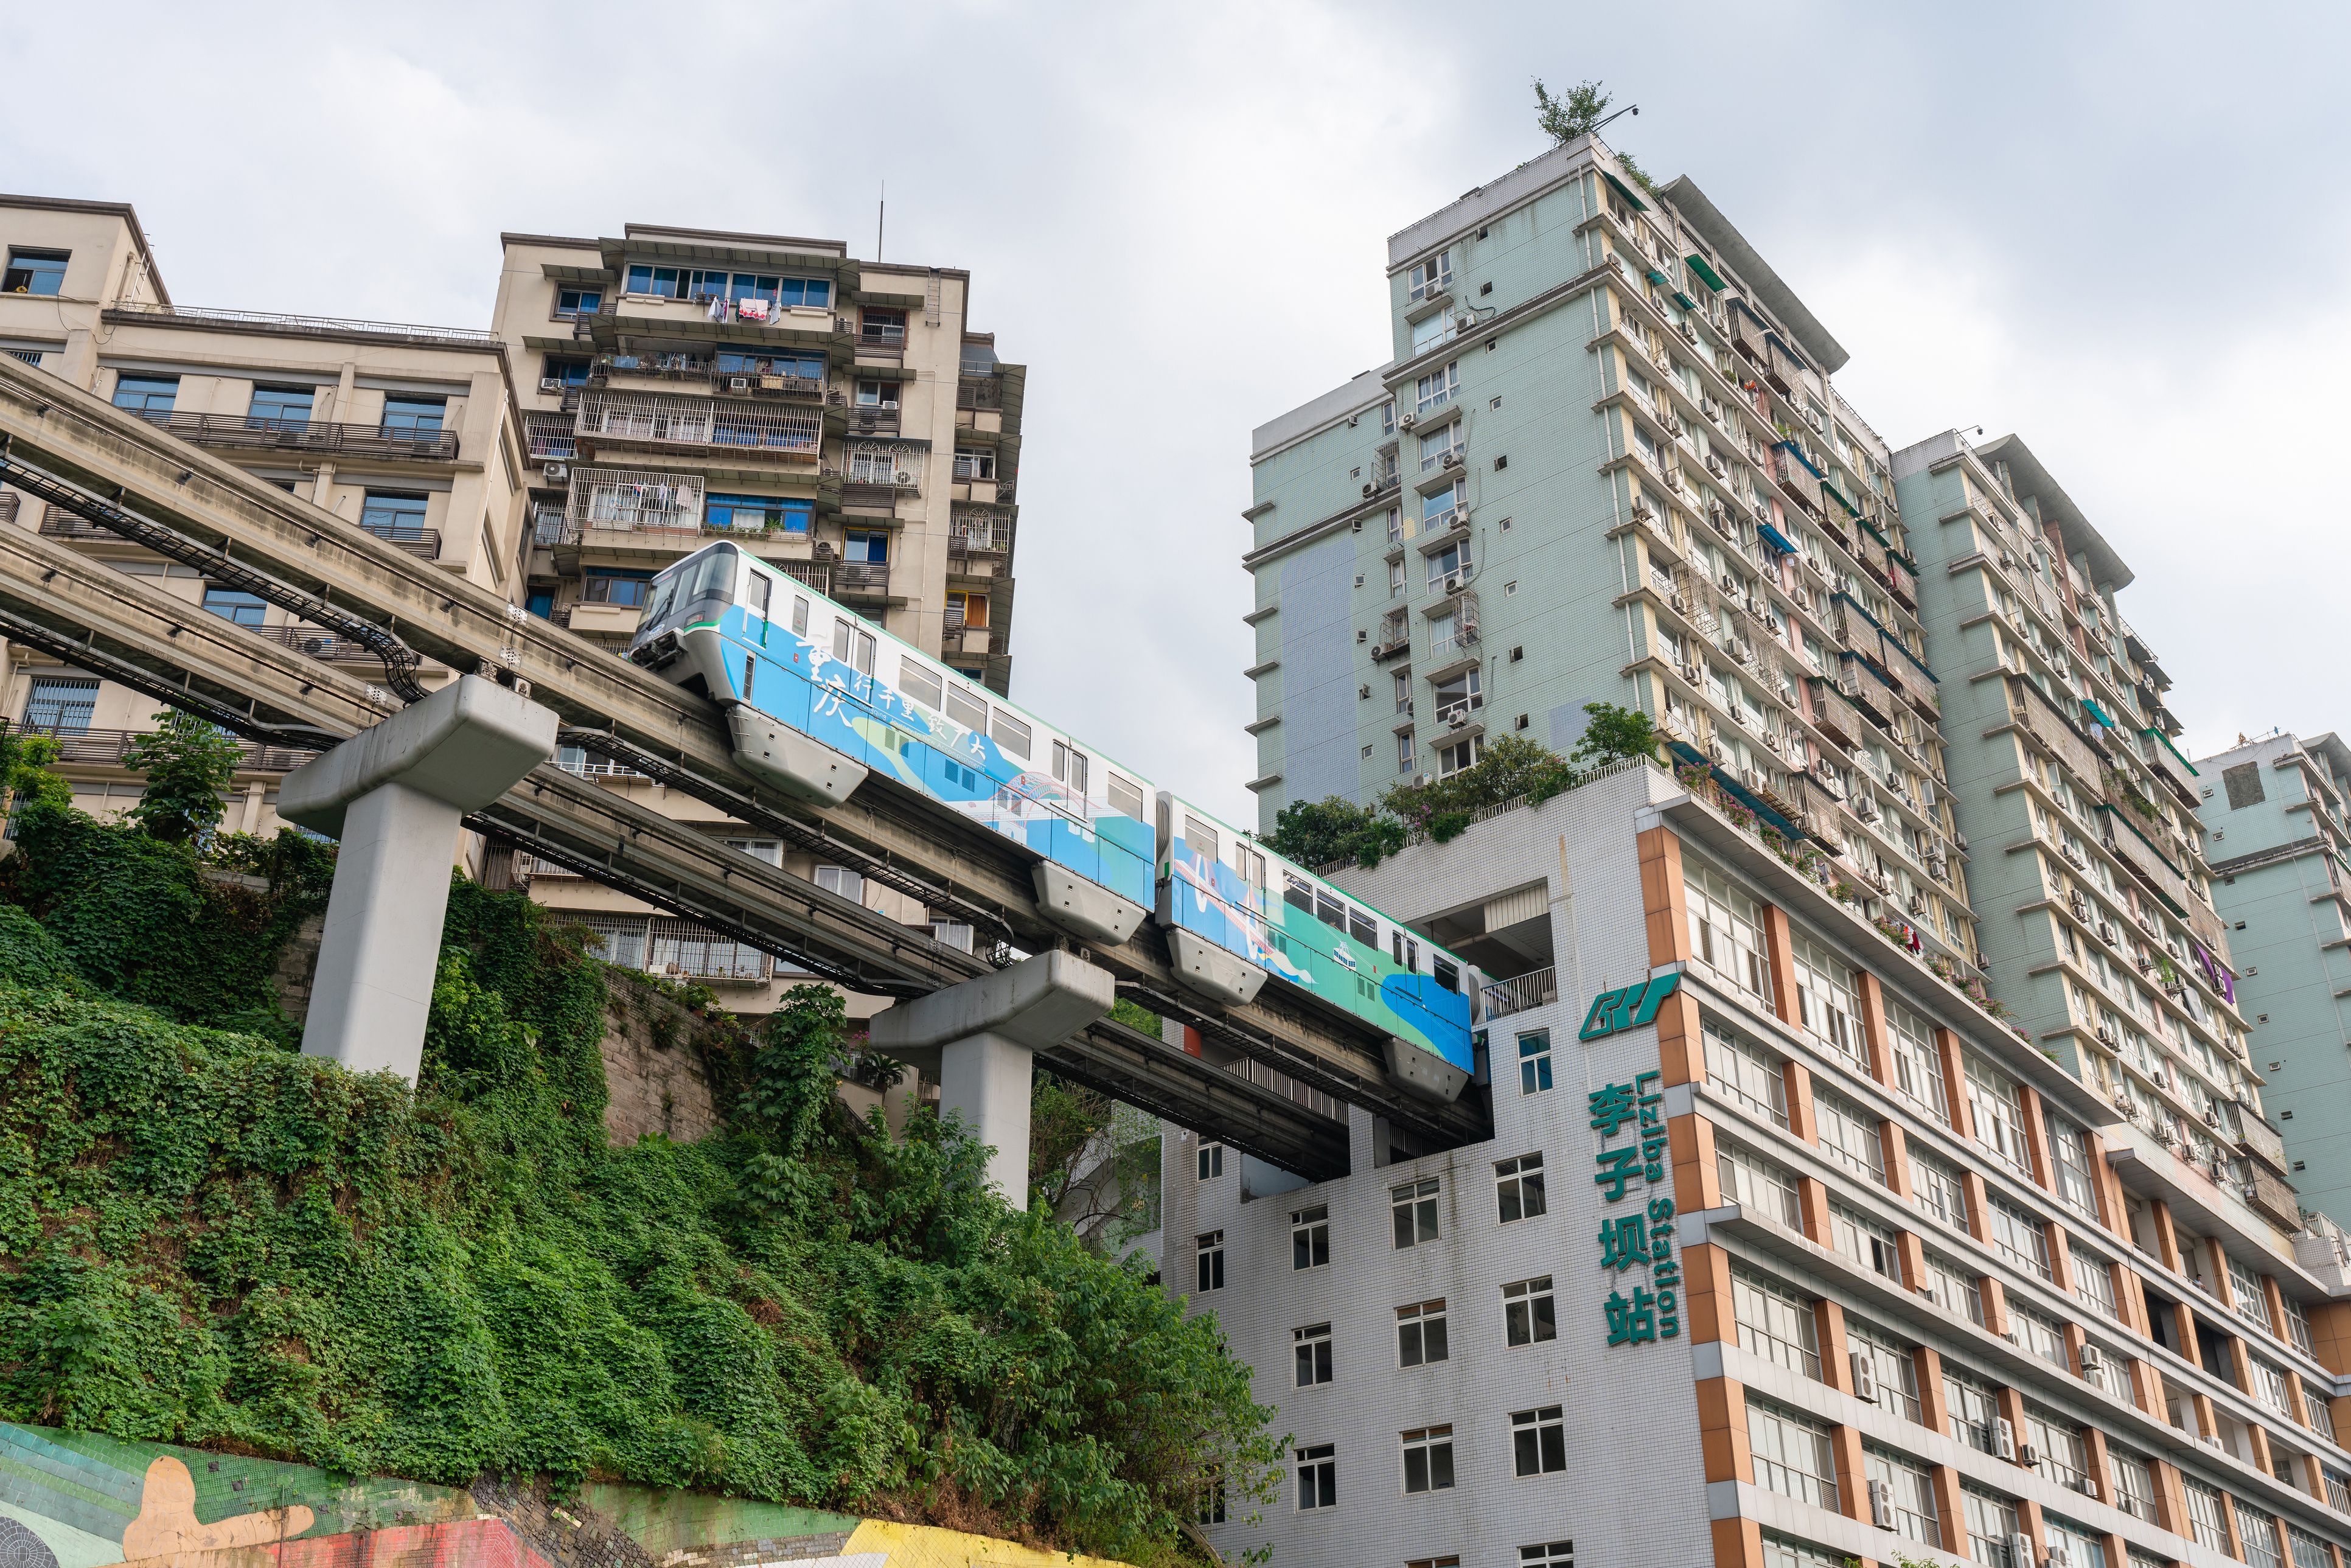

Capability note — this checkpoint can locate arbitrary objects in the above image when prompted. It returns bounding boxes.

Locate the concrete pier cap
[279,675,558,1084]
[868,949,1115,1203]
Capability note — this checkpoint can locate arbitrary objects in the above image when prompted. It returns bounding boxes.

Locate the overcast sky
[9,2,2346,824]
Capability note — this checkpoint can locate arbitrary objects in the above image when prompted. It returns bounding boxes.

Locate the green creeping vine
[0,807,1278,1566]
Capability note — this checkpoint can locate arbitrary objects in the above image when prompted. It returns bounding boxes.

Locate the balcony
[2139,728,2203,810]
[857,327,907,358]
[592,352,828,402]
[847,406,902,437]
[254,624,377,661]
[13,723,316,772]
[523,411,577,464]
[2098,804,2194,917]
[564,911,775,986]
[575,391,820,464]
[949,511,1012,557]
[105,301,498,351]
[774,559,832,595]
[2010,675,2106,789]
[1371,610,1410,661]
[564,466,706,540]
[1480,966,1556,1020]
[956,374,1006,411]
[128,408,459,462]
[1805,675,1864,753]
[834,562,891,600]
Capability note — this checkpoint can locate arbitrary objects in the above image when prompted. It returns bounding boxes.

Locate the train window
[1107,773,1144,820]
[899,659,944,711]
[991,710,1032,759]
[946,683,989,733]
[791,596,809,636]
[1391,931,1419,969]
[1238,846,1267,892]
[1184,815,1219,859]
[745,571,771,622]
[1433,956,1460,992]
[831,619,876,675]
[1348,908,1378,946]
[1284,874,1315,914]
[1052,740,1090,795]
[1314,888,1345,932]
[742,654,756,703]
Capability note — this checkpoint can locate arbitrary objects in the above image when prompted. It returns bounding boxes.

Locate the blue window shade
[544,356,591,388]
[525,590,556,619]
[2082,699,2115,730]
[706,493,810,533]
[360,490,431,542]
[112,375,178,414]
[1757,522,1799,556]
[845,531,888,564]
[778,277,831,309]
[203,588,268,628]
[248,386,315,428]
[3,251,66,296]
[583,569,653,607]
[556,287,602,317]
[625,264,685,298]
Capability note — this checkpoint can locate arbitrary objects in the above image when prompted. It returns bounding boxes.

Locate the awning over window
[1685,254,1727,291]
[2083,698,2116,730]
[1757,522,1799,556]
[1819,478,1858,515]
[1602,171,1650,212]
[1780,441,1825,481]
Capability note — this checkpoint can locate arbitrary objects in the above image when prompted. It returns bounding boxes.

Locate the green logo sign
[1578,972,1682,1040]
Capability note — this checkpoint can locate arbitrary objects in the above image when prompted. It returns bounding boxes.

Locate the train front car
[637,548,1153,943]
[1154,796,1477,1103]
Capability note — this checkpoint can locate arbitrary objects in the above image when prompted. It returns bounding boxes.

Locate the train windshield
[635,543,739,641]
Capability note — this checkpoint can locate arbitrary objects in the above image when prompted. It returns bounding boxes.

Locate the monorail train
[625,540,1478,1100]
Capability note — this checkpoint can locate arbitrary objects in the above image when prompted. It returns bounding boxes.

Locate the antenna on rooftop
[877,181,886,261]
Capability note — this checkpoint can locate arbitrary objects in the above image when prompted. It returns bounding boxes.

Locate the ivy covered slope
[0,800,1275,1565]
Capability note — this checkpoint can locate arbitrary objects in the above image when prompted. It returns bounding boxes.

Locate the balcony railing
[848,407,902,437]
[565,465,705,535]
[563,910,775,985]
[773,559,832,594]
[106,301,498,349]
[523,411,577,462]
[949,514,1012,554]
[13,722,316,772]
[834,562,890,598]
[956,375,1006,411]
[126,408,461,461]
[1480,966,1557,1020]
[255,624,377,661]
[576,391,820,462]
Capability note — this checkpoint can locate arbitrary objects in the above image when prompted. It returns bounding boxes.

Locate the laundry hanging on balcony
[736,297,771,322]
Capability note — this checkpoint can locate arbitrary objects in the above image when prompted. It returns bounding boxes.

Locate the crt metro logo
[1578,972,1682,1040]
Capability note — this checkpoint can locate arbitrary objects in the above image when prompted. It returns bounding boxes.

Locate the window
[1886,999,1951,1124]
[1945,1368,2002,1452]
[1495,1153,1546,1222]
[2106,1444,2157,1522]
[1418,423,1465,475]
[2280,1291,2316,1356]
[201,588,268,628]
[1294,1323,1332,1387]
[1965,1053,2033,1176]
[844,529,888,564]
[2308,1386,2336,1443]
[1414,361,1459,412]
[2251,1353,2296,1418]
[380,395,445,437]
[1291,1204,1329,1270]
[1435,734,1480,777]
[2009,1302,2067,1368]
[2229,1256,2273,1333]
[582,570,653,607]
[1847,1319,1921,1423]
[1518,1545,1573,1568]
[1197,1141,1224,1180]
[246,385,315,429]
[1788,932,1864,1068]
[1911,1149,1969,1232]
[359,490,431,543]
[860,305,907,343]
[705,493,811,534]
[1703,1017,1786,1126]
[1511,1406,1567,1477]
[1503,1276,1556,1347]
[814,865,865,902]
[1746,1400,1836,1507]
[1194,1231,1224,1292]
[1197,1468,1225,1525]
[1422,478,1465,527]
[554,286,601,317]
[1760,1535,1844,1568]
[1960,1486,2020,1567]
[1729,1266,1820,1378]
[111,374,178,414]
[2046,1109,2098,1218]
[1518,1030,1553,1095]
[722,838,782,866]
[543,355,591,389]
[854,379,900,408]
[1407,249,1452,301]
[2024,1406,2091,1491]
[2290,1525,2335,1568]
[1918,1249,1984,1326]
[1716,1138,1800,1228]
[1864,1446,1940,1548]
[23,674,97,733]
[1686,857,1773,1003]
[1985,1195,2051,1281]
[1400,1426,1454,1494]
[1397,729,1417,773]
[1391,1177,1440,1247]
[1827,1201,1900,1281]
[2240,1502,2285,1568]
[2043,1516,2108,1568]
[2,249,66,296]
[1396,1299,1447,1367]
[944,680,988,734]
[1294,1444,1335,1511]
[953,446,996,481]
[1813,1086,1884,1183]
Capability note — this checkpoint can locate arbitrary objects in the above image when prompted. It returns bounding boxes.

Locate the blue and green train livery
[625,541,1479,1101]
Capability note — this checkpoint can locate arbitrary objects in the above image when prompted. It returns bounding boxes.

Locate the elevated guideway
[0,355,1489,1174]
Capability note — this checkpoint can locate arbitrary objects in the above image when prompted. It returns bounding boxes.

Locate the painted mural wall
[0,1425,1127,1568]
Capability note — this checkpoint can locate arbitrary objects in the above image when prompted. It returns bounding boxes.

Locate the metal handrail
[108,301,498,347]
[1480,966,1558,1020]
[127,408,460,461]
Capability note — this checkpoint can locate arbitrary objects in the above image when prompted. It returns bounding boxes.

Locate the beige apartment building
[0,197,1029,1016]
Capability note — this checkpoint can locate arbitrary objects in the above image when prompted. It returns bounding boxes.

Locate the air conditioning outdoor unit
[1441,451,1463,470]
[2077,1343,2105,1382]
[1866,1479,1895,1530]
[1362,483,1377,499]
[2016,1443,2039,1469]
[538,377,562,394]
[1399,411,1417,428]
[1991,1418,2017,1460]
[542,462,568,482]
[1848,1349,1879,1404]
[896,470,914,484]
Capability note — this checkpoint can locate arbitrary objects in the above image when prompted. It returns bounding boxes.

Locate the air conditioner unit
[2016,1443,2039,1469]
[1705,455,1726,476]
[538,377,563,394]
[1441,451,1463,470]
[1848,1349,1879,1403]
[1856,796,1881,822]
[2098,921,2117,944]
[1990,1418,2017,1460]
[895,470,914,484]
[2077,1343,2105,1381]
[2008,1535,2037,1568]
[1678,660,1703,684]
[542,462,569,482]
[1362,483,1378,499]
[727,377,751,391]
[1718,571,1739,593]
[1866,1479,1895,1530]
[2094,1025,2116,1047]
[1631,503,1655,522]
[1398,411,1418,429]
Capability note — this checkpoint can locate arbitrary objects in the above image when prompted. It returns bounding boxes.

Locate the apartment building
[2193,732,2351,1225]
[1174,759,2351,1568]
[485,223,1027,1002]
[1888,434,2283,1253]
[0,192,529,833]
[1243,134,1979,981]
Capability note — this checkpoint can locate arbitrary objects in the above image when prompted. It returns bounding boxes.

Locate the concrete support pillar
[278,675,556,1082]
[869,949,1114,1204]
